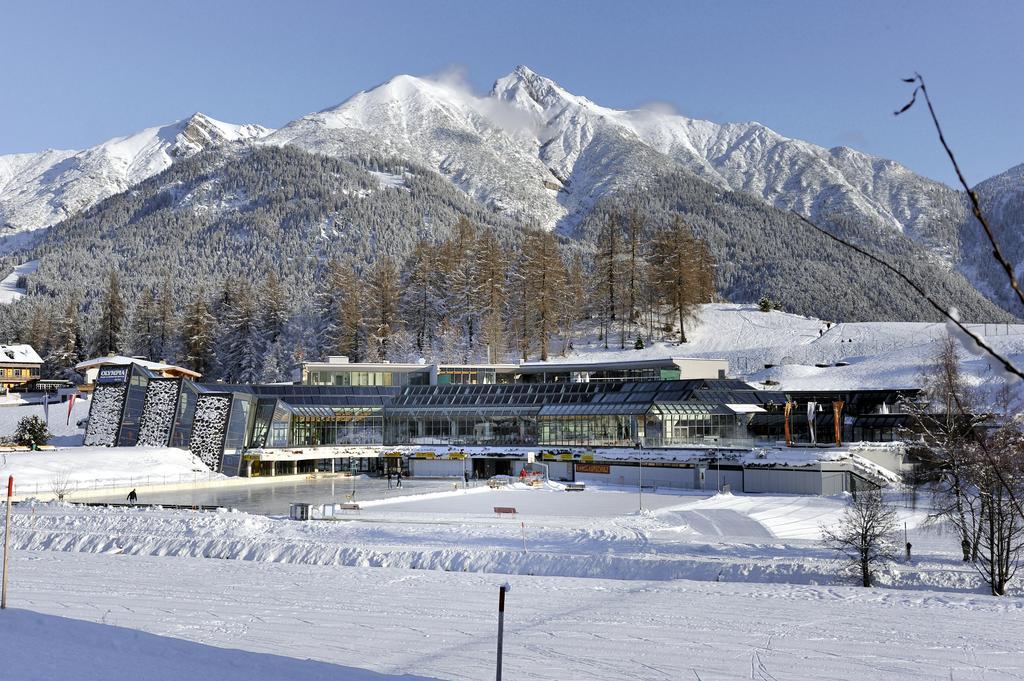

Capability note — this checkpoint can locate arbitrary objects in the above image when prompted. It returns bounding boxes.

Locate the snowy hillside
[560,303,1024,399]
[0,113,271,233]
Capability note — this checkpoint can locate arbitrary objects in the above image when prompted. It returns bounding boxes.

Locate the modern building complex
[81,355,917,495]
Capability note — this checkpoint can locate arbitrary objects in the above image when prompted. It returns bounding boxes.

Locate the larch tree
[366,256,401,361]
[48,296,84,373]
[95,269,126,356]
[152,277,176,362]
[560,252,588,356]
[222,278,264,384]
[129,287,157,359]
[520,229,568,361]
[24,302,53,365]
[181,291,216,376]
[648,217,714,343]
[400,238,442,354]
[322,258,367,362]
[593,213,624,349]
[621,210,646,349]
[474,230,508,363]
[262,270,289,347]
[443,216,480,357]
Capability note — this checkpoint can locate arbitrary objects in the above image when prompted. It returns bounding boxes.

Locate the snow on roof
[725,404,766,414]
[0,344,42,365]
[74,355,201,378]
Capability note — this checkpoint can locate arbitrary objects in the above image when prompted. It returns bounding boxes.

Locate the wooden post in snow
[496,582,511,681]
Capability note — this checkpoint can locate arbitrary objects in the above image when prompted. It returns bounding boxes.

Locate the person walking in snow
[387,469,392,489]
[396,468,402,488]
[127,489,137,504]
[464,469,470,487]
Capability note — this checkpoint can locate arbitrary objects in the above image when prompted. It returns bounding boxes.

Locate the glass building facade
[383,380,782,448]
[116,364,154,446]
[305,367,430,387]
[169,380,201,448]
[289,407,384,446]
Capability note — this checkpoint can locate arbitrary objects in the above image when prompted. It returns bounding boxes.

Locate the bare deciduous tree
[822,489,899,587]
[50,469,74,502]
[969,422,1024,596]
[904,335,989,561]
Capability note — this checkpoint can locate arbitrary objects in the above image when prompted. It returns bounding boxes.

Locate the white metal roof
[73,355,201,378]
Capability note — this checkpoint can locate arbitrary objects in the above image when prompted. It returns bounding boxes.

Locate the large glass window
[290,408,384,446]
[117,370,150,446]
[384,413,538,446]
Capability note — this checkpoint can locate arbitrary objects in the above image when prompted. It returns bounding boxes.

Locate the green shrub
[14,415,51,449]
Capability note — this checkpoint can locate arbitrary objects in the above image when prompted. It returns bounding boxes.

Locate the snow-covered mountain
[270,66,966,252]
[964,163,1024,313]
[0,113,271,232]
[4,65,1023,317]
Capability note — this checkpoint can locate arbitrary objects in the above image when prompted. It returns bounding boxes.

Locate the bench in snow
[565,482,586,492]
[339,502,361,511]
[493,506,517,516]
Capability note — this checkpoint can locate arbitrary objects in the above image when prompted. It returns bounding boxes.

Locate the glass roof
[388,379,785,417]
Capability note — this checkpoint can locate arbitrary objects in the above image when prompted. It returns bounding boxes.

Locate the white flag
[42,391,50,423]
[807,401,817,445]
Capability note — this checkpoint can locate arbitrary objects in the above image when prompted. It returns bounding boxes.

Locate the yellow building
[0,344,43,390]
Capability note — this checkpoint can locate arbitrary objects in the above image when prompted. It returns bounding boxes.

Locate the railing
[16,471,222,498]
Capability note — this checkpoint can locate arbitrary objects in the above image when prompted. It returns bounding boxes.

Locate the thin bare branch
[897,73,1024,310]
[790,210,1024,381]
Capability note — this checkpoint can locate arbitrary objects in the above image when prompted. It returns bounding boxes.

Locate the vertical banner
[66,393,77,425]
[783,401,793,446]
[807,401,817,445]
[832,400,845,446]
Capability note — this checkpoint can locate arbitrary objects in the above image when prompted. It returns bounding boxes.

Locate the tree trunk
[861,558,871,587]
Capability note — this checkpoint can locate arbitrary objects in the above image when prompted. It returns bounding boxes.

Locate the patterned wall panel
[190,394,232,472]
[136,378,182,447]
[84,383,129,447]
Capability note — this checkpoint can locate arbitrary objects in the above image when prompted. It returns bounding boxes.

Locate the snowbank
[3,490,974,591]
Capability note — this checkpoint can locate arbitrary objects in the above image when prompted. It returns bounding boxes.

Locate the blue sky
[3,0,1022,185]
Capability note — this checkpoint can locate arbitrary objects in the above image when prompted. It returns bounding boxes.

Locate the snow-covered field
[2,487,1022,680]
[0,395,91,447]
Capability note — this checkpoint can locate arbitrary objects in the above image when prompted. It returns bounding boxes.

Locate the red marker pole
[2,475,12,609]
